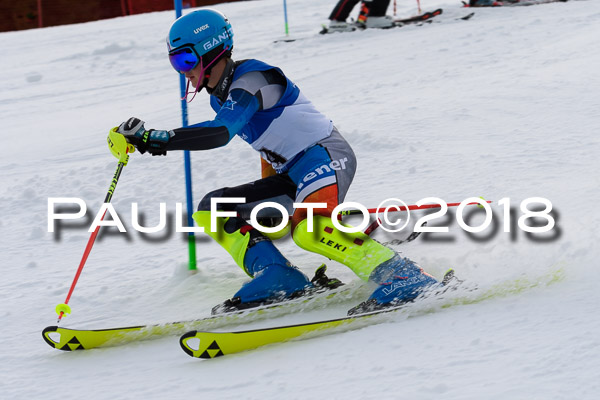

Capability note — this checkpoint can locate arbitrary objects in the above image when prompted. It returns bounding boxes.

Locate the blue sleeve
[166,89,260,151]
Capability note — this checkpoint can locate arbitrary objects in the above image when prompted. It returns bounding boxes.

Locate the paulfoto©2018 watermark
[47,197,557,239]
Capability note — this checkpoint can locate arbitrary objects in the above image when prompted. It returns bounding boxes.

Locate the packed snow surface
[1,0,599,398]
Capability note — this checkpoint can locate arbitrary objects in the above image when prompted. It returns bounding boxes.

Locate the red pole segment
[56,159,127,323]
[57,210,107,322]
[343,200,492,216]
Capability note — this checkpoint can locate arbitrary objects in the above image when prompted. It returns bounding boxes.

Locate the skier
[113,9,438,314]
[327,0,394,32]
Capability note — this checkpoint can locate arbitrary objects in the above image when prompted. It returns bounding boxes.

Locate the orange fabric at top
[291,184,339,230]
[261,158,277,179]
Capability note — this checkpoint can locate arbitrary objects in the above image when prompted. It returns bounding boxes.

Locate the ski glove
[117,117,172,156]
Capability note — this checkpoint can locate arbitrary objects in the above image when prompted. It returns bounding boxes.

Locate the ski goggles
[168,26,233,73]
[168,46,201,73]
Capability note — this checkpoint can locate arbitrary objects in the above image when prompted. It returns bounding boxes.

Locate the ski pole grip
[107,128,135,164]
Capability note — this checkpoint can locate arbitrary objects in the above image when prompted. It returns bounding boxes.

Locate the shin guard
[292,215,394,281]
[193,211,251,274]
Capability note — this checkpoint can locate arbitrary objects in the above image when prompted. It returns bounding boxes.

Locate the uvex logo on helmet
[202,28,233,51]
[194,24,210,34]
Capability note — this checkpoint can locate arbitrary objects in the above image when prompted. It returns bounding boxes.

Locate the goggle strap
[181,79,191,101]
[181,46,230,103]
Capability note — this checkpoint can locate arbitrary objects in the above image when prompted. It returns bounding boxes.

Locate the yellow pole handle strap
[107,127,135,164]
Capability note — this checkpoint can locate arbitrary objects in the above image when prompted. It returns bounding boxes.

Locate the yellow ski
[180,268,565,359]
[179,307,398,358]
[42,283,355,351]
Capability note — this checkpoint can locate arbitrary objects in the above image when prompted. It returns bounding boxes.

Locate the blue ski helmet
[167,9,234,73]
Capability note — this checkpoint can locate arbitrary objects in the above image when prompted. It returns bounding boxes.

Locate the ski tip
[181,330,197,339]
[180,330,198,357]
[42,325,87,351]
[180,331,227,360]
[42,326,60,348]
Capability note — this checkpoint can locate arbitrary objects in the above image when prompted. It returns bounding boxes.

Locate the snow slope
[1,0,599,398]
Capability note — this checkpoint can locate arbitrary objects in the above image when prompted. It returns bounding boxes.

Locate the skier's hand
[116,117,171,156]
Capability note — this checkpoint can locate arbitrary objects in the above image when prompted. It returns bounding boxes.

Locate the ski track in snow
[1,0,599,398]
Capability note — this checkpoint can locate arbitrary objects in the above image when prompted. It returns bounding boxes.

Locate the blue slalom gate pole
[174,0,197,270]
[283,0,289,35]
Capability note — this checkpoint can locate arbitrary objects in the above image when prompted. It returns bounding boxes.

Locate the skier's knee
[197,188,227,211]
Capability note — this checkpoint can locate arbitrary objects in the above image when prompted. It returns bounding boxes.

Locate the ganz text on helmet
[203,28,234,51]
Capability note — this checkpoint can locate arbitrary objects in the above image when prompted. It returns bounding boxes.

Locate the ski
[392,8,443,25]
[180,270,564,359]
[41,222,429,352]
[459,12,476,21]
[42,282,358,351]
[180,304,405,359]
[464,0,568,7]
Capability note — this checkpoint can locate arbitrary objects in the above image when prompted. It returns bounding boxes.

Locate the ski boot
[212,262,344,315]
[347,253,439,315]
[211,238,346,315]
[211,239,312,314]
[193,210,323,315]
[321,20,357,34]
[364,16,395,29]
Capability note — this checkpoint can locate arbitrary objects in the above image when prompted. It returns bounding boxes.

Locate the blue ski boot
[192,211,343,315]
[348,253,439,315]
[212,239,313,314]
